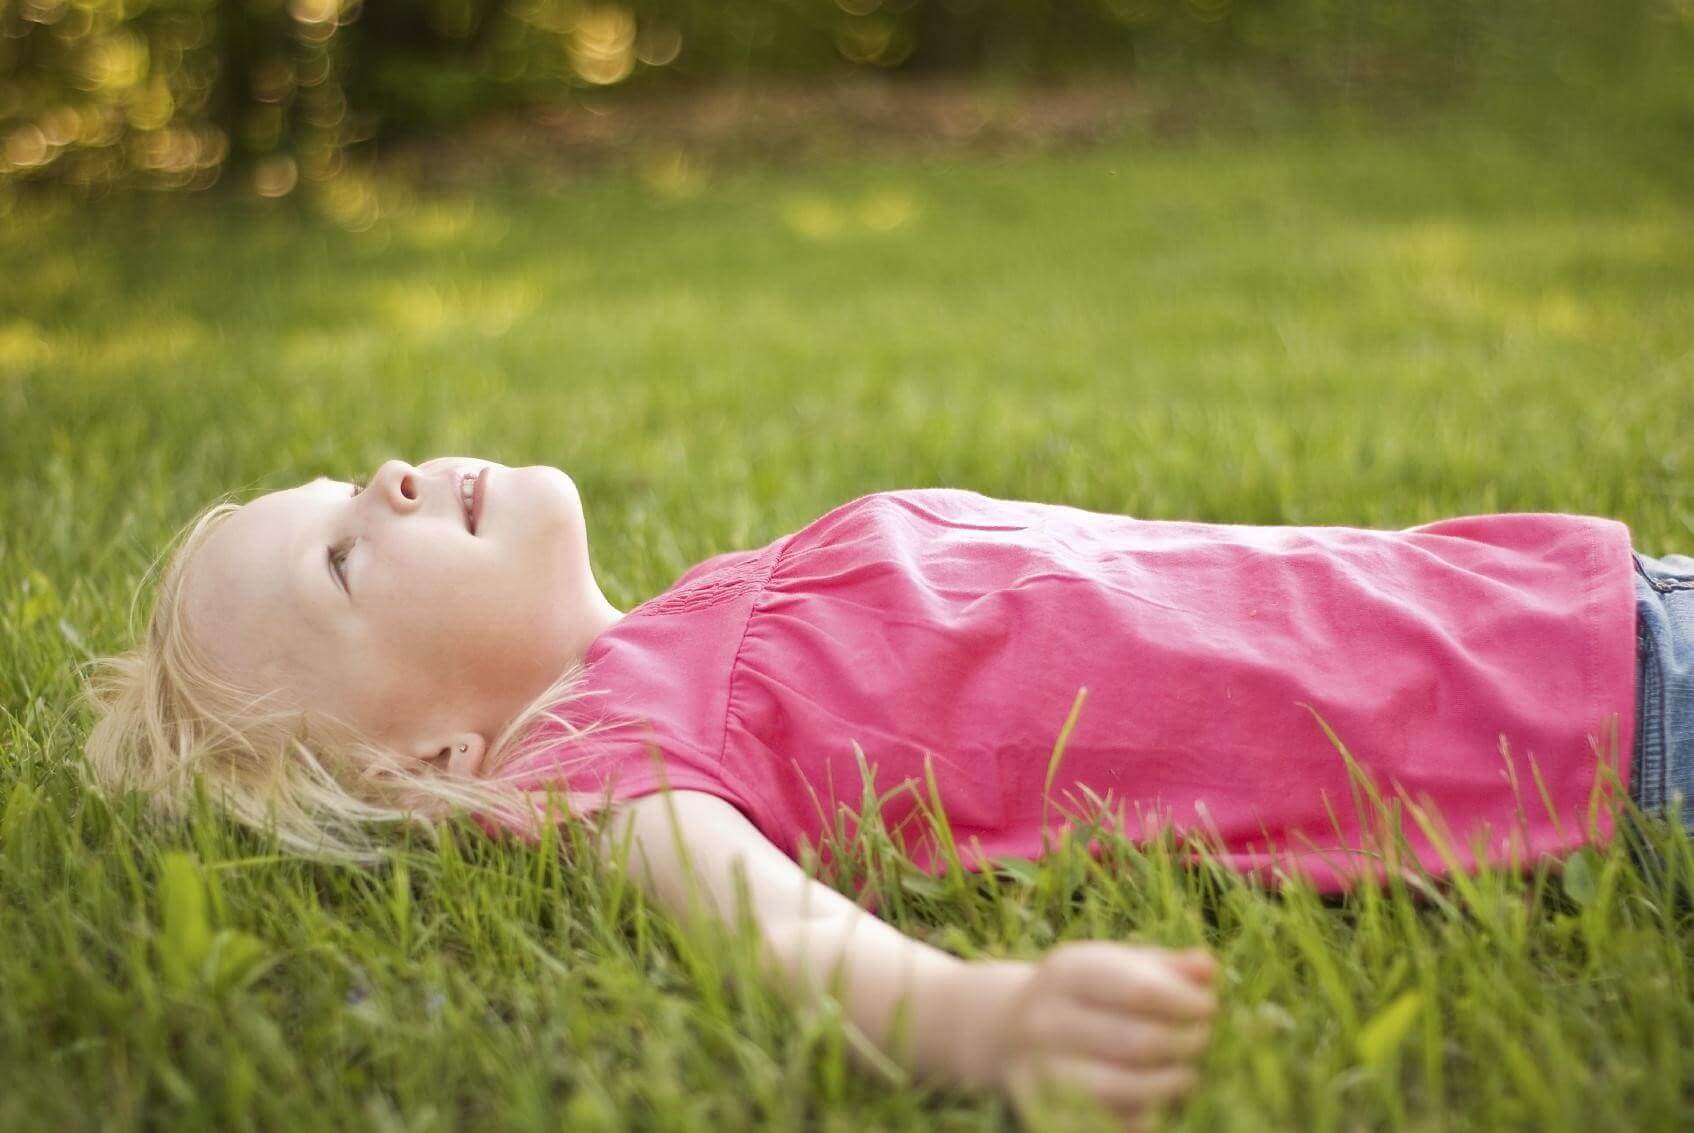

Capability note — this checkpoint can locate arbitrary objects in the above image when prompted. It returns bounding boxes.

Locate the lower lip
[470,467,489,534]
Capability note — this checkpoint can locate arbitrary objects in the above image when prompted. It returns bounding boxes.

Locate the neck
[575,591,624,664]
[474,594,625,761]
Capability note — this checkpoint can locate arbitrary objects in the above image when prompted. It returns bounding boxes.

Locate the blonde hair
[80,497,624,863]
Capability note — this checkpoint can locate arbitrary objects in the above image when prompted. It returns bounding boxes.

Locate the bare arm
[597,790,1220,1117]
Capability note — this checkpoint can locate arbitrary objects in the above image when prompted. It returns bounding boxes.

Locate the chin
[498,469,590,596]
[495,465,577,531]
[529,462,579,500]
[540,466,585,537]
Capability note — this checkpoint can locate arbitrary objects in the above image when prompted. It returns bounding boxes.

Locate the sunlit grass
[2,113,1692,1130]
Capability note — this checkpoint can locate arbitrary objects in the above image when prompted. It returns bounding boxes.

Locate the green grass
[3,106,1693,1131]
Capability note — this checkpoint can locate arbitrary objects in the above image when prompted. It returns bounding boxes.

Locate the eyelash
[330,477,367,589]
[330,542,353,590]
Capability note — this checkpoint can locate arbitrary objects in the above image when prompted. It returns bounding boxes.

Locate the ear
[415,732,489,777]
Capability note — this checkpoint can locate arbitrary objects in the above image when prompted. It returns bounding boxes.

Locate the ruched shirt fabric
[501,489,1639,892]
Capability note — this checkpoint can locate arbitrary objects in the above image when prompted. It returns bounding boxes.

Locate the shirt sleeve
[499,715,760,824]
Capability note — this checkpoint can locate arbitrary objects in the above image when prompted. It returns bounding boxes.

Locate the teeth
[461,474,476,526]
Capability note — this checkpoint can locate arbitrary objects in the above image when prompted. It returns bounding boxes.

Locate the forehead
[181,480,343,680]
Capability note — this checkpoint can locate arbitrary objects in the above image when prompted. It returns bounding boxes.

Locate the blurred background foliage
[1,0,1688,206]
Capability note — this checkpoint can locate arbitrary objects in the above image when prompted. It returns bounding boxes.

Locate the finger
[1026,998,1210,1066]
[1061,947,1218,1022]
[1167,948,1219,987]
[1013,1055,1200,1114]
[1043,1008,1209,1067]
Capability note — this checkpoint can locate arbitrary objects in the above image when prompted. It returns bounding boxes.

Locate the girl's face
[180,457,620,775]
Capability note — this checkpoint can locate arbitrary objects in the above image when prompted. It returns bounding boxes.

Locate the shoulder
[787,487,1026,542]
[655,536,789,606]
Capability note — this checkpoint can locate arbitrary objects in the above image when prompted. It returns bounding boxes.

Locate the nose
[369,459,422,512]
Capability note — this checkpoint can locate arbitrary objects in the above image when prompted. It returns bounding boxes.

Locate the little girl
[82,456,1691,1123]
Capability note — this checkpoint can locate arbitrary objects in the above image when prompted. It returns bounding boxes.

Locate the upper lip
[457,469,479,535]
[470,467,487,534]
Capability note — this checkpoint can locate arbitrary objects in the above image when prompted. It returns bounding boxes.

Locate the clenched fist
[954,942,1219,1128]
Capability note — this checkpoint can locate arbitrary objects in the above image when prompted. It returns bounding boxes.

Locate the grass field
[3,104,1693,1131]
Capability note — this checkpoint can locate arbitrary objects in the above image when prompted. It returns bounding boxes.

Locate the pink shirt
[501,489,1638,892]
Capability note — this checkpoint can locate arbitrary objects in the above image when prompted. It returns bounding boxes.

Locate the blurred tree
[0,0,1685,197]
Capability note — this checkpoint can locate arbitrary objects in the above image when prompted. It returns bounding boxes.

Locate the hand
[968,942,1219,1129]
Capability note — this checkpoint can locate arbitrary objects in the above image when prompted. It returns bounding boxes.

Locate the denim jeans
[1630,550,1694,833]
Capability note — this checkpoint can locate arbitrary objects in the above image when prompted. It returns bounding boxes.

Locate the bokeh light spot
[570,6,637,86]
[253,154,299,197]
[0,321,52,371]
[781,194,846,240]
[289,0,340,27]
[635,23,683,68]
[4,126,49,169]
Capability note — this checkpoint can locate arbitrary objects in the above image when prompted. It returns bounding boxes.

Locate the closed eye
[328,476,366,595]
[329,541,353,595]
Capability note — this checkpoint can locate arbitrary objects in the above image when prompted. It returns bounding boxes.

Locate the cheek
[484,560,585,680]
[410,551,569,666]
[482,562,576,644]
[370,521,578,676]
[366,541,492,658]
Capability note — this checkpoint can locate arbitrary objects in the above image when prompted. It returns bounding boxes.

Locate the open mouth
[459,470,481,535]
